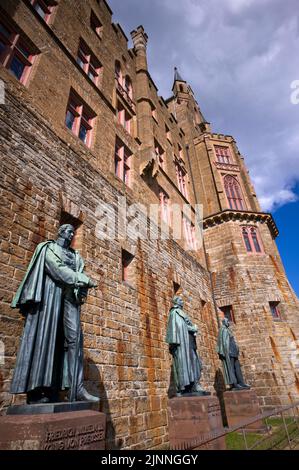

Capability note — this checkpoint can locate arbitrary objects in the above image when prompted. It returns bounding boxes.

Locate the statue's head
[57,224,75,245]
[172,295,184,309]
[222,317,230,327]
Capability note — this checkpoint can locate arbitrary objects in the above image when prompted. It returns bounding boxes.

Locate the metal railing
[171,402,299,450]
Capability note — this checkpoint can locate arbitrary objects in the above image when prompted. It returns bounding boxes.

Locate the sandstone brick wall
[0,88,219,449]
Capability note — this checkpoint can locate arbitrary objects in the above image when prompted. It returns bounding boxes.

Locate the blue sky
[274,185,299,297]
[108,0,299,296]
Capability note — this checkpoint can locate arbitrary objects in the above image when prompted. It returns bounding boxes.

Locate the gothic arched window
[224,175,246,210]
[241,226,263,253]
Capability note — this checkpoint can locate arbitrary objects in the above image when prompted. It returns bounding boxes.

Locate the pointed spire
[174,66,185,83]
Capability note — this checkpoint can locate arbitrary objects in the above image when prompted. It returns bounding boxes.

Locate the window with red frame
[121,249,134,283]
[31,0,57,23]
[224,174,246,210]
[178,143,184,161]
[215,145,231,164]
[114,139,132,185]
[241,226,263,253]
[115,60,122,84]
[165,124,172,143]
[182,215,197,250]
[65,92,96,147]
[175,162,188,199]
[90,10,103,38]
[77,39,102,85]
[159,188,170,225]
[219,305,235,323]
[124,75,133,99]
[116,101,132,134]
[269,302,281,320]
[155,140,165,169]
[151,105,158,122]
[0,19,37,85]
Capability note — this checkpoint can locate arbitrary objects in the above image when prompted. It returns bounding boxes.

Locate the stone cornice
[203,210,279,238]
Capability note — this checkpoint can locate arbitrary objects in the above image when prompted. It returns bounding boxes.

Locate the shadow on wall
[84,357,122,450]
[214,368,228,427]
[167,366,177,399]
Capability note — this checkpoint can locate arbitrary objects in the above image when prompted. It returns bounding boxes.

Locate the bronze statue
[216,317,250,391]
[166,296,209,396]
[10,224,99,404]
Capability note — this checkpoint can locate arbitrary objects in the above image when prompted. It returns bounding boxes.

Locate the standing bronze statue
[10,224,99,404]
[166,296,209,396]
[217,317,250,391]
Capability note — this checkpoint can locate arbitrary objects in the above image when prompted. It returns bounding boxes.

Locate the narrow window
[165,124,172,143]
[182,215,197,250]
[122,249,134,283]
[173,281,181,294]
[114,138,132,185]
[219,305,235,323]
[178,143,184,161]
[77,39,102,86]
[242,227,252,252]
[124,75,133,100]
[115,60,121,84]
[0,18,37,85]
[250,227,261,253]
[31,0,57,23]
[224,175,246,210]
[175,162,188,199]
[159,188,170,225]
[65,91,96,147]
[269,302,281,320]
[151,105,157,122]
[91,10,103,38]
[155,140,165,169]
[116,101,132,134]
[241,226,263,254]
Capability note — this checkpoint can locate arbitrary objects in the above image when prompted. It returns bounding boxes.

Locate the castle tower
[168,70,299,409]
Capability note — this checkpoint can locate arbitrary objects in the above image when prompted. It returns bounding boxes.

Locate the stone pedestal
[223,389,266,432]
[0,410,106,450]
[168,396,226,450]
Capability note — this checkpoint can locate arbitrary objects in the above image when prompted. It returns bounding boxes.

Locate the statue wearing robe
[166,296,208,396]
[10,224,99,403]
[216,317,250,391]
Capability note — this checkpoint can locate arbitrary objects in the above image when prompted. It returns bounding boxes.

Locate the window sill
[64,126,92,150]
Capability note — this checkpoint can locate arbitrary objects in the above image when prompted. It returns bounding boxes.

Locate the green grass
[225,417,299,450]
